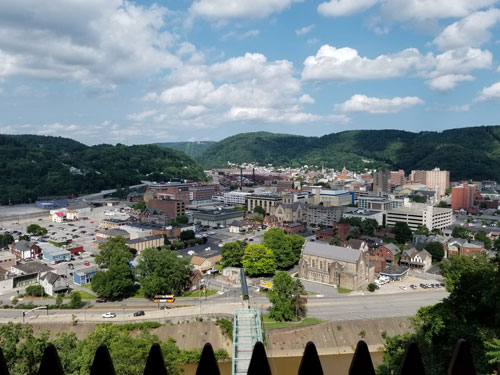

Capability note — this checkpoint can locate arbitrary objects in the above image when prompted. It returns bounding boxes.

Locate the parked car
[133,311,145,317]
[83,262,90,266]
[96,298,107,303]
[410,285,417,289]
[102,312,116,318]
[160,306,170,310]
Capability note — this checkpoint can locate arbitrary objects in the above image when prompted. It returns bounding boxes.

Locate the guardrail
[0,338,492,374]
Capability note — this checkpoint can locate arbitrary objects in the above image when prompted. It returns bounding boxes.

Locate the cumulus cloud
[378,0,497,24]
[318,0,379,17]
[0,0,179,91]
[189,0,299,20]
[448,104,470,112]
[127,110,158,122]
[302,45,432,81]
[296,25,315,35]
[433,8,500,50]
[477,81,500,101]
[299,94,315,104]
[302,44,493,92]
[335,94,424,113]
[221,29,260,40]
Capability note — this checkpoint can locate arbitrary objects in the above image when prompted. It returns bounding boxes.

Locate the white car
[102,312,116,318]
[187,250,195,256]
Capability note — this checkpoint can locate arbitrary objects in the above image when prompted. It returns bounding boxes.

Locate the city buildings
[306,205,343,227]
[386,204,453,231]
[192,208,245,227]
[312,189,353,207]
[390,170,405,186]
[299,242,375,290]
[126,234,164,254]
[150,199,186,218]
[451,183,476,211]
[245,193,282,214]
[410,168,450,197]
[342,208,384,226]
[358,196,404,211]
[272,202,306,223]
[223,191,251,206]
[373,170,391,194]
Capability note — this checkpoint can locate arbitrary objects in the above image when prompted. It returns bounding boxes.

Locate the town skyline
[0,0,499,145]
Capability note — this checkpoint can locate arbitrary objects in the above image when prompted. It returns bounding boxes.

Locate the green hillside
[0,135,206,205]
[197,126,500,181]
[156,141,216,157]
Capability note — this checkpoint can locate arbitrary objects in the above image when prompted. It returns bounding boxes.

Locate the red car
[90,221,94,223]
[94,229,99,232]
[84,262,90,266]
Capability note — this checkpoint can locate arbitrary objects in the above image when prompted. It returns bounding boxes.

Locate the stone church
[299,242,375,291]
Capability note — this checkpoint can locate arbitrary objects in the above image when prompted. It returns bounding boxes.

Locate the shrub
[25,284,44,297]
[368,283,377,292]
[216,318,233,338]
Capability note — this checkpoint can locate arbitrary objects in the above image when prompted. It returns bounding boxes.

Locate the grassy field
[337,288,352,294]
[262,314,323,329]
[180,289,217,298]
[132,288,146,298]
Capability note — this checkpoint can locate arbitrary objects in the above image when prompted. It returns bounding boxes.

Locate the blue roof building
[73,266,98,285]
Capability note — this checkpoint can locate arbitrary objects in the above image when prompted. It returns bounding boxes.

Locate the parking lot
[373,274,445,295]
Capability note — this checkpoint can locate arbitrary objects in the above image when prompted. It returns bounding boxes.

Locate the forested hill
[0,134,206,205]
[156,141,216,157]
[196,126,500,181]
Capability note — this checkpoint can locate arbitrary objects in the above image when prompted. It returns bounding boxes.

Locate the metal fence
[0,338,494,375]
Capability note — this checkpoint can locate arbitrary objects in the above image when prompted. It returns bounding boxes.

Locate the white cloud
[181,105,209,118]
[448,104,470,112]
[0,0,179,91]
[127,110,158,122]
[335,94,424,113]
[189,0,299,20]
[378,0,497,24]
[299,94,315,104]
[433,8,500,50]
[302,44,493,92]
[302,45,432,81]
[477,81,500,101]
[318,0,379,17]
[221,29,260,40]
[426,74,474,92]
[296,25,315,36]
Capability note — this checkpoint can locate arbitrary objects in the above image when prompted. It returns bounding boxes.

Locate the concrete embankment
[28,321,233,353]
[265,317,413,357]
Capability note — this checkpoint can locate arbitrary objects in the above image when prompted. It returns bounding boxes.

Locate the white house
[40,272,70,296]
[52,212,66,223]
[66,210,79,221]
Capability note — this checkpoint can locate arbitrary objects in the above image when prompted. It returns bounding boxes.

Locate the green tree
[68,291,82,308]
[25,284,44,297]
[485,338,500,365]
[131,200,146,210]
[95,237,133,268]
[451,226,473,240]
[253,205,266,215]
[392,222,412,244]
[415,225,430,236]
[252,215,264,224]
[425,242,445,262]
[26,224,47,236]
[179,230,195,241]
[268,271,307,322]
[135,247,191,298]
[411,195,427,203]
[0,233,14,246]
[241,244,276,276]
[474,230,492,249]
[263,228,303,269]
[175,215,189,224]
[220,241,245,268]
[329,235,341,246]
[346,229,360,240]
[437,201,449,208]
[55,294,63,306]
[431,228,443,235]
[361,218,379,236]
[91,262,136,301]
[493,238,500,252]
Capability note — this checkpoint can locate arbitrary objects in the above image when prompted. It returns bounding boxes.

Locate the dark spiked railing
[0,338,495,374]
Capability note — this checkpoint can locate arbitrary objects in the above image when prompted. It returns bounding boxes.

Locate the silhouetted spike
[90,345,115,375]
[247,341,271,375]
[448,339,476,375]
[144,343,168,375]
[38,343,65,375]
[298,341,323,375]
[398,340,426,375]
[349,340,375,375]
[0,347,10,375]
[196,343,220,375]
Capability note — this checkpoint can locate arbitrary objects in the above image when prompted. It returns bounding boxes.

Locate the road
[0,290,448,323]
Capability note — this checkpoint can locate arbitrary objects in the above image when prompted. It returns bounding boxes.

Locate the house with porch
[399,249,432,272]
[40,272,70,296]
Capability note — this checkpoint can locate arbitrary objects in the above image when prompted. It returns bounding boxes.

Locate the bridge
[232,268,263,375]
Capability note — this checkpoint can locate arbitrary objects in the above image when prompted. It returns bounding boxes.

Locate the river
[180,352,383,374]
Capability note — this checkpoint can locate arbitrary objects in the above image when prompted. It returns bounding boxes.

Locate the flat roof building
[387,204,453,231]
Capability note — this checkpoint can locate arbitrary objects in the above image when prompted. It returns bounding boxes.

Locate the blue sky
[0,0,499,145]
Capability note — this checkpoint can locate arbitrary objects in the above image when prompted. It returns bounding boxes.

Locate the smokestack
[253,168,255,184]
[240,168,243,189]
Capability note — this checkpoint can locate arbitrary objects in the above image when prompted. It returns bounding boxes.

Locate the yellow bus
[153,295,175,303]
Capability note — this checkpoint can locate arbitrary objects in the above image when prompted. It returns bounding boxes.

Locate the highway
[0,290,448,323]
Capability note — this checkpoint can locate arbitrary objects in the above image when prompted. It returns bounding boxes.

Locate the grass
[337,288,352,294]
[262,314,323,329]
[180,289,217,298]
[76,291,96,299]
[132,288,146,298]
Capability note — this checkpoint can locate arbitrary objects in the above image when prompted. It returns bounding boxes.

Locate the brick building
[451,183,476,211]
[150,199,185,218]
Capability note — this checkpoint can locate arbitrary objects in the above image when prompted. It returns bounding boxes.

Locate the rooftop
[12,262,53,274]
[303,242,361,263]
[126,234,163,245]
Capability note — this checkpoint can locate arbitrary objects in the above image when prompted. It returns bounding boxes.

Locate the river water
[181,352,383,374]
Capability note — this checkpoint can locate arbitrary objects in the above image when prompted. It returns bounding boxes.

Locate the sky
[0,0,500,145]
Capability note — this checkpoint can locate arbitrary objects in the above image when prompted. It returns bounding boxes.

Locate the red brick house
[316,227,335,242]
[282,223,305,234]
[367,245,396,273]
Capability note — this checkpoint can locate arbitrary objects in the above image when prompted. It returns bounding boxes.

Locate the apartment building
[150,199,185,218]
[312,189,353,207]
[223,191,251,206]
[306,205,343,227]
[451,183,476,211]
[410,168,450,197]
[373,170,391,194]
